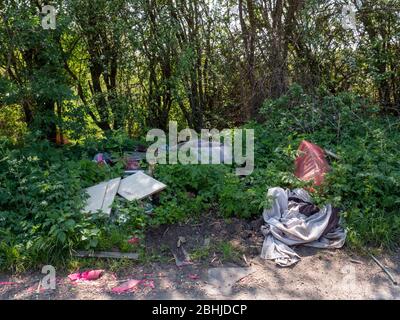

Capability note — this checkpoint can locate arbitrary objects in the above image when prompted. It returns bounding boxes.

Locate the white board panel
[118,171,166,201]
[84,177,121,215]
[84,182,107,214]
[101,177,121,215]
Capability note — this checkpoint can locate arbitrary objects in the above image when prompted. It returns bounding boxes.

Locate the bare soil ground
[1,216,399,300]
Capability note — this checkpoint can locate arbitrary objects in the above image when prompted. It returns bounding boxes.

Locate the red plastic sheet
[294,140,330,187]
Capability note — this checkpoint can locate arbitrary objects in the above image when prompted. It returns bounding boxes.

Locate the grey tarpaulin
[260,187,346,267]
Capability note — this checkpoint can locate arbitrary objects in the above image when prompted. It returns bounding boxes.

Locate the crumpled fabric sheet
[260,187,346,267]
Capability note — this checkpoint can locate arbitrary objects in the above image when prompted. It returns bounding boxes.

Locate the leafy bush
[97,199,149,252]
[152,164,228,225]
[0,135,122,271]
[260,84,379,141]
[322,125,400,248]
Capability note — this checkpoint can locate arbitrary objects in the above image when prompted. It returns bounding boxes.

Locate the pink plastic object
[112,279,142,294]
[128,237,140,245]
[294,140,330,187]
[68,270,104,282]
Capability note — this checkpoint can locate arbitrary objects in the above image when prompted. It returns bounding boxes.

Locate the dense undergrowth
[1,86,399,271]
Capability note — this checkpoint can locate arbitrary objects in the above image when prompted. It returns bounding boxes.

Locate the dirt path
[1,248,399,300]
[1,217,399,300]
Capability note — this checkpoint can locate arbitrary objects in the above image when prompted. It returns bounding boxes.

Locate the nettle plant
[0,137,106,270]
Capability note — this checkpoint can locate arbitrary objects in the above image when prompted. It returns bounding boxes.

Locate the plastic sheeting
[260,187,346,267]
[295,140,330,186]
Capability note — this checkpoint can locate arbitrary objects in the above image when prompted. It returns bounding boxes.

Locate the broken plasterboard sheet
[117,171,166,201]
[101,177,121,214]
[84,177,121,215]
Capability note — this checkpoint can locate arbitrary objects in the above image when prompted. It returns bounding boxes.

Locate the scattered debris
[0,282,18,286]
[93,153,113,166]
[143,273,154,277]
[370,254,398,285]
[135,145,147,153]
[26,283,46,294]
[324,148,340,160]
[177,236,186,248]
[124,153,142,170]
[350,259,363,265]
[243,254,250,266]
[122,153,147,176]
[203,237,211,247]
[173,246,192,267]
[188,274,200,280]
[83,169,166,218]
[73,251,139,260]
[143,202,154,215]
[124,169,144,177]
[117,171,166,201]
[68,270,104,282]
[111,278,155,294]
[36,281,42,294]
[141,279,155,289]
[112,279,142,294]
[127,237,140,245]
[210,253,219,264]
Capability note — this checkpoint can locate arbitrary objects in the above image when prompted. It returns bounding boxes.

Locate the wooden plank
[73,251,139,260]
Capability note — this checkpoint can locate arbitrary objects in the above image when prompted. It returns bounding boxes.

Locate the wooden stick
[370,254,398,285]
[349,258,363,264]
[324,148,340,160]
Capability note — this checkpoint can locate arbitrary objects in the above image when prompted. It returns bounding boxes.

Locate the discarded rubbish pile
[83,171,166,216]
[260,140,346,267]
[260,187,346,267]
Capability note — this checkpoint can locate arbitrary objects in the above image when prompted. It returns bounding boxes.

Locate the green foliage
[0,105,27,143]
[216,241,241,262]
[152,163,271,223]
[0,138,100,271]
[80,130,140,156]
[152,164,227,225]
[322,126,400,249]
[1,82,400,272]
[190,240,242,264]
[0,134,131,271]
[218,173,263,219]
[260,84,379,140]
